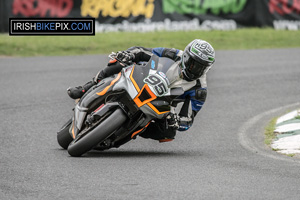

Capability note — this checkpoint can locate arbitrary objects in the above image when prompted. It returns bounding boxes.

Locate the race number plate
[143,72,169,97]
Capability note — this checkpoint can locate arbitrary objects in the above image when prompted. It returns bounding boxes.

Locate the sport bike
[57,53,190,157]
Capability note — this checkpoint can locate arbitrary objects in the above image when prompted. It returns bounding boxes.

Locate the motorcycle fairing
[72,74,123,137]
[71,55,185,139]
[79,74,121,110]
[96,72,122,96]
[128,67,170,116]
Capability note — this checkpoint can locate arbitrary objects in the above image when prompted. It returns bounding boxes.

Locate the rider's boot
[67,81,96,99]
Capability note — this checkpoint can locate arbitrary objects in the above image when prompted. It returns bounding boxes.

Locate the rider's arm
[96,46,152,81]
[126,46,181,63]
[176,87,207,131]
[126,46,153,63]
[96,46,181,81]
[151,47,181,61]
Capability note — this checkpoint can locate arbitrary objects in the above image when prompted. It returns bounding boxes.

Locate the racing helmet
[181,39,215,81]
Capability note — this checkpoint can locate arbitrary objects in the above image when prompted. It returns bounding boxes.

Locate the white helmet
[181,39,215,81]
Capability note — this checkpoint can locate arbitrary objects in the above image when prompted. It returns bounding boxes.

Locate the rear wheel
[57,118,73,149]
[67,108,127,157]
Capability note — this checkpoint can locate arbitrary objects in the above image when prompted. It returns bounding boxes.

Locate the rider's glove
[178,116,193,131]
[116,51,135,64]
[166,113,179,130]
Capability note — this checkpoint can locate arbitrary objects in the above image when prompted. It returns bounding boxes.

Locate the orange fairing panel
[96,72,121,96]
[129,65,140,92]
[71,123,75,139]
[133,84,157,108]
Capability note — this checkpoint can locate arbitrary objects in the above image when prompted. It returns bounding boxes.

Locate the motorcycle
[57,53,189,157]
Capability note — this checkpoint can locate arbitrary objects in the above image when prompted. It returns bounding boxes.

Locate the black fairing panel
[151,100,171,112]
[78,75,117,112]
[132,55,159,90]
[131,66,147,90]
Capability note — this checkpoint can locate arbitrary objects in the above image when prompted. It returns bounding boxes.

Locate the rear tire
[67,108,127,157]
[57,118,73,149]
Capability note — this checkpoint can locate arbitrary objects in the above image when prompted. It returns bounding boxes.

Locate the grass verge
[264,117,278,146]
[1,28,300,57]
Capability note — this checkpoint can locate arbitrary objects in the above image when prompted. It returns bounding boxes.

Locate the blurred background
[0,0,299,56]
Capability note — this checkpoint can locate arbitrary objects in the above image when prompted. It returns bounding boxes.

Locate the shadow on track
[87,150,185,158]
[55,148,199,158]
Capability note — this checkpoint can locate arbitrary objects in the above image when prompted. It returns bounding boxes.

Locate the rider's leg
[67,80,96,99]
[67,61,125,99]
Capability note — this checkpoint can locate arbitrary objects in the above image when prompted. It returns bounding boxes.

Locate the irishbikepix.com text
[9,18,95,36]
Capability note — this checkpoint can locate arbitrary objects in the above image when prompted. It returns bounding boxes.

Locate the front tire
[67,108,127,157]
[57,118,73,149]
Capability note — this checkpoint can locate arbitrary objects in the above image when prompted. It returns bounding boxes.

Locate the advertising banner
[257,0,300,30]
[1,0,300,32]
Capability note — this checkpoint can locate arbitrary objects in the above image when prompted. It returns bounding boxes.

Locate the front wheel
[67,108,127,157]
[57,118,73,149]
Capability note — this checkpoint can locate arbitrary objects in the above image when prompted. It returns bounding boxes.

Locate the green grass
[287,154,296,157]
[1,28,300,57]
[265,117,278,146]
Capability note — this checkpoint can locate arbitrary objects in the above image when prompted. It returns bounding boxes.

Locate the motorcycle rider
[67,39,215,147]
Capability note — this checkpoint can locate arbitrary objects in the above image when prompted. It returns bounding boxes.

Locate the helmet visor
[183,54,207,79]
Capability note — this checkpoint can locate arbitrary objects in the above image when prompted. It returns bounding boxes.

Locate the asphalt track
[1,48,300,200]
